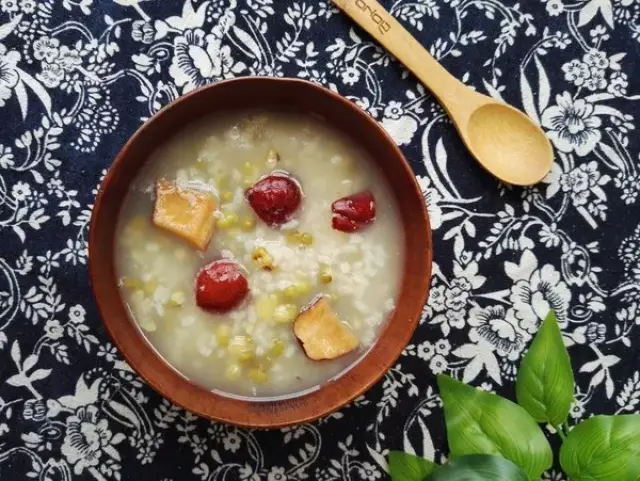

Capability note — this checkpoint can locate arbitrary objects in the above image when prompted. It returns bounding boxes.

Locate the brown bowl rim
[89,76,432,428]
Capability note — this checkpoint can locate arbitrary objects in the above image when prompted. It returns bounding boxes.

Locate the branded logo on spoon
[354,0,391,35]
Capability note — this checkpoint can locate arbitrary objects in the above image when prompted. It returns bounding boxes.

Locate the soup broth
[115,110,404,397]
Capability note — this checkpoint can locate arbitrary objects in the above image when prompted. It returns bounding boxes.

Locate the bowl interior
[89,77,432,428]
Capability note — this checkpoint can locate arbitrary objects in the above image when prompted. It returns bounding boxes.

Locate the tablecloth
[0,0,639,479]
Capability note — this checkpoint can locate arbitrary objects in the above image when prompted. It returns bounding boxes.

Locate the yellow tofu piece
[293,298,359,361]
[152,179,216,250]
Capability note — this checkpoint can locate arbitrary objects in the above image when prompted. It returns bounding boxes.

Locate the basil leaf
[516,310,574,426]
[425,455,528,481]
[437,375,552,479]
[388,451,437,481]
[560,415,640,481]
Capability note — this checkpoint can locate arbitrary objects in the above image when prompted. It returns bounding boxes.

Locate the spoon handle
[330,0,483,114]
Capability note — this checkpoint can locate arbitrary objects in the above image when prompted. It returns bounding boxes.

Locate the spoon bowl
[465,103,553,186]
[331,0,554,186]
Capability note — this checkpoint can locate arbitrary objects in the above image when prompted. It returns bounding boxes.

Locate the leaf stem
[555,425,566,441]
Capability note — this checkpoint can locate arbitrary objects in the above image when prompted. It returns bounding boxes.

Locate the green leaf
[388,451,437,481]
[560,415,640,481]
[515,310,574,426]
[437,375,552,479]
[425,455,529,481]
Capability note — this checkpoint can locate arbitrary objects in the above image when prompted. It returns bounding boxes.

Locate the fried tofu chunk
[293,298,359,361]
[152,179,216,250]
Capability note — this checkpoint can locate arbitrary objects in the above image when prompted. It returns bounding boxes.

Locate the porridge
[115,110,404,397]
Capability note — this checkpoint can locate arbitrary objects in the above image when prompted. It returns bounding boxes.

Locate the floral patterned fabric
[0,0,638,480]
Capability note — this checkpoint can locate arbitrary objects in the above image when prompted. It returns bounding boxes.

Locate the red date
[331,191,376,233]
[195,260,249,313]
[246,173,302,227]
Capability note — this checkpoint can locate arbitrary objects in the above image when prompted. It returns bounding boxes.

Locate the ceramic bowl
[89,77,432,428]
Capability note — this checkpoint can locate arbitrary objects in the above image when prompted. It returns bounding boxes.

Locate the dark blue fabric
[0,1,639,480]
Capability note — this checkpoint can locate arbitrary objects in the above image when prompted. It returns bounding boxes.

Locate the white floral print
[37,62,65,88]
[44,319,64,340]
[562,59,590,86]
[507,250,572,332]
[573,322,606,344]
[169,29,245,93]
[0,0,639,479]
[0,143,14,168]
[68,304,86,323]
[19,0,35,13]
[33,37,60,61]
[267,466,288,481]
[417,175,443,230]
[23,399,46,421]
[357,461,382,480]
[541,92,602,156]
[429,355,448,374]
[381,115,418,146]
[559,161,610,206]
[435,339,451,356]
[61,406,119,475]
[583,67,606,91]
[569,400,586,419]
[11,181,31,201]
[584,49,609,70]
[417,340,436,360]
[341,66,360,85]
[0,0,18,13]
[0,44,20,107]
[546,0,565,15]
[222,431,242,452]
[384,101,404,120]
[608,71,629,96]
[132,21,155,44]
[469,305,526,360]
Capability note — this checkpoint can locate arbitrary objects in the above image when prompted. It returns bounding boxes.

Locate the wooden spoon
[331,0,553,186]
